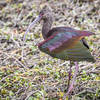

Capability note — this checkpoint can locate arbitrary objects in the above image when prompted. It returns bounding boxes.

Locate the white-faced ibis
[24,6,95,99]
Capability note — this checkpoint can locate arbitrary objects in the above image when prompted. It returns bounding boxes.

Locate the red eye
[39,11,44,16]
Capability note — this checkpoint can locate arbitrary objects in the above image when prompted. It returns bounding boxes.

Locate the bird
[24,5,95,99]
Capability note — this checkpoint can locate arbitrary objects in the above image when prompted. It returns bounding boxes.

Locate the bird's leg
[67,61,73,90]
[63,62,79,99]
[67,62,79,94]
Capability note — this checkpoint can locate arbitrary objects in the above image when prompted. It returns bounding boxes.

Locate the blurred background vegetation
[0,0,100,100]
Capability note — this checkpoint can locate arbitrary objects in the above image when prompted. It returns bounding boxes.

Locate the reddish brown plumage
[38,27,94,54]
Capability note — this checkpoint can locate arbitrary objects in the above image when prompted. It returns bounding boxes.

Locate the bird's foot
[63,62,79,100]
[63,84,74,100]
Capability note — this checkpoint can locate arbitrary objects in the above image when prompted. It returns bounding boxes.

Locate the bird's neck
[42,17,53,39]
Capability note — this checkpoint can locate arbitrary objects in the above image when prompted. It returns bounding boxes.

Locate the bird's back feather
[38,27,95,62]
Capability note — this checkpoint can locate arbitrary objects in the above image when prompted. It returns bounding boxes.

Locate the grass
[0,0,100,99]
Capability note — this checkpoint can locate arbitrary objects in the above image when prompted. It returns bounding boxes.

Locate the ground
[0,0,100,100]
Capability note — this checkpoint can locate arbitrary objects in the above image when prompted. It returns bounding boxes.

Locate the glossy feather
[38,27,95,62]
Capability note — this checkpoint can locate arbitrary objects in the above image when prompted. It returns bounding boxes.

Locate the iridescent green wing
[50,41,95,62]
[38,31,95,62]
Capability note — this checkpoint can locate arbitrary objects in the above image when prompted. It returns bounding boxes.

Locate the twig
[0,74,13,83]
[58,61,68,67]
[13,0,27,26]
[1,50,28,69]
[11,32,20,47]
[24,90,40,100]
[21,9,35,23]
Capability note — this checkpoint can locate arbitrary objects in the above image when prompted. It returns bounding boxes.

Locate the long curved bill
[23,15,42,41]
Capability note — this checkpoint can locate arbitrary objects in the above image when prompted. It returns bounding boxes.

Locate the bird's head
[23,5,53,41]
[39,5,53,21]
